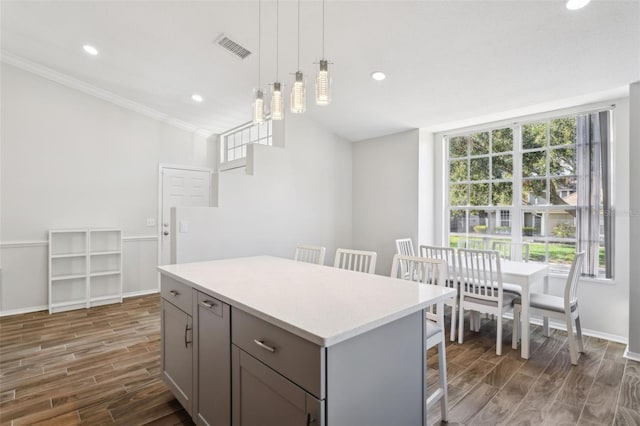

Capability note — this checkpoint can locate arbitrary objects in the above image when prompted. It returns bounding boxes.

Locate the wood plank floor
[0,295,193,425]
[1,294,638,425]
[427,314,640,425]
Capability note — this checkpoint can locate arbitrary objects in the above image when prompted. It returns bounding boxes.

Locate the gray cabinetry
[231,345,323,426]
[194,291,231,426]
[158,257,450,426]
[161,297,193,415]
[231,308,324,426]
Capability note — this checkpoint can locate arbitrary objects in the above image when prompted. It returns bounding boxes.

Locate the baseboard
[123,289,160,298]
[0,305,48,317]
[0,290,160,317]
[623,347,640,362]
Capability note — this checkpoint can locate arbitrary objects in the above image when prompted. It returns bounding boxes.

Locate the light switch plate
[179,221,188,233]
[146,218,156,227]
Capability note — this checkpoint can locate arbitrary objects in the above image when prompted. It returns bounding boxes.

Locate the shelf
[90,230,122,253]
[90,251,121,256]
[51,253,87,259]
[51,274,87,282]
[50,300,87,314]
[49,228,122,313]
[51,300,85,308]
[90,295,121,302]
[90,271,121,277]
[50,230,87,256]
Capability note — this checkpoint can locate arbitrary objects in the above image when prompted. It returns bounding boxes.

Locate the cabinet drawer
[196,291,224,317]
[232,308,324,399]
[161,275,192,315]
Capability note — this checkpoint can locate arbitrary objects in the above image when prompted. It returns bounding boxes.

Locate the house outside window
[446,109,613,278]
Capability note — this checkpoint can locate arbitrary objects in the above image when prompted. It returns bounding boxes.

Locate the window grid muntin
[447,117,591,274]
[221,120,273,164]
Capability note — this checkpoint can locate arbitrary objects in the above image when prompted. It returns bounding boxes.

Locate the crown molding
[1,50,214,137]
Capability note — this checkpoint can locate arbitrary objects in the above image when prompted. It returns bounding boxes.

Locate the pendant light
[252,0,265,124]
[270,0,284,120]
[290,0,306,114]
[315,0,331,106]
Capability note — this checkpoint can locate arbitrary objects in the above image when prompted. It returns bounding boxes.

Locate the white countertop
[158,256,456,347]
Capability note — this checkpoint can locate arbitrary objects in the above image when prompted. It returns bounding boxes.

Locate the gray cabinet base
[326,310,425,426]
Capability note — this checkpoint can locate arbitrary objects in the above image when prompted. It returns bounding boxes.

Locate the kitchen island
[158,256,455,426]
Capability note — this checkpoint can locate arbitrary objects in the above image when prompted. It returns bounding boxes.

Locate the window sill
[219,159,247,172]
[548,272,616,285]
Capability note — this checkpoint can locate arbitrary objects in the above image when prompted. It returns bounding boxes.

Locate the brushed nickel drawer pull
[200,300,217,308]
[169,290,179,297]
[253,339,276,353]
[184,324,192,348]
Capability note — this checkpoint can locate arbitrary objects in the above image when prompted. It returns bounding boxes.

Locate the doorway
[158,165,212,267]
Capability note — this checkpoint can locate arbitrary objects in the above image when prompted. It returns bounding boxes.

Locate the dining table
[499,260,549,359]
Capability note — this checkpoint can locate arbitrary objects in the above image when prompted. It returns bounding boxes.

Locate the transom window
[220,120,272,165]
[446,110,613,278]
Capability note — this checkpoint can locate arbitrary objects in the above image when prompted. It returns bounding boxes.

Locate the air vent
[216,34,252,60]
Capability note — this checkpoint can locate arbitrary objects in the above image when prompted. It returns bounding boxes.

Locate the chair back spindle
[334,248,377,274]
[458,249,503,302]
[293,244,326,265]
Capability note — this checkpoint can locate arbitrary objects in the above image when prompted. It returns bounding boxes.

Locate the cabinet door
[195,293,231,426]
[232,345,324,426]
[162,300,193,415]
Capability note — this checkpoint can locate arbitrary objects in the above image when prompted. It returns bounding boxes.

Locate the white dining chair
[395,238,415,256]
[492,241,530,262]
[333,248,377,274]
[513,251,586,364]
[459,239,488,250]
[419,245,459,342]
[293,244,326,265]
[457,249,517,356]
[390,254,449,422]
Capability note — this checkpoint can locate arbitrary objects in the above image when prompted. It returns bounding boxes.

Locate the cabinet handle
[306,413,316,425]
[184,324,192,348]
[169,290,179,297]
[200,300,217,309]
[253,339,276,353]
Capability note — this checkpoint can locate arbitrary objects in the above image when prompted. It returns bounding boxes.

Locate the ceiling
[2,0,639,141]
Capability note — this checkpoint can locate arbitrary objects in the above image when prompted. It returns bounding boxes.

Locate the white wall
[352,130,420,276]
[0,64,216,314]
[172,114,353,265]
[627,82,640,357]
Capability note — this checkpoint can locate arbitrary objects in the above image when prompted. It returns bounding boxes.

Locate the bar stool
[391,254,449,421]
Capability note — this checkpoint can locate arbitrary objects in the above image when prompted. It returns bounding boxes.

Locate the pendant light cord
[276,0,279,80]
[297,0,300,71]
[258,0,261,88]
[322,0,325,59]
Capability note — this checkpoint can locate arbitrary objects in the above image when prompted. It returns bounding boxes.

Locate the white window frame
[444,106,614,278]
[219,119,273,171]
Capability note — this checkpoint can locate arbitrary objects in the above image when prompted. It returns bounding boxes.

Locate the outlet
[146,218,156,227]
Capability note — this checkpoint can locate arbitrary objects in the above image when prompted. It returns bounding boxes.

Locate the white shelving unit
[49,228,122,314]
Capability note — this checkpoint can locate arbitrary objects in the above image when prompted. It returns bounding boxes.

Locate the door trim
[157,164,213,289]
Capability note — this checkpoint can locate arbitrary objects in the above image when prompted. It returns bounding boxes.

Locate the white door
[160,167,211,265]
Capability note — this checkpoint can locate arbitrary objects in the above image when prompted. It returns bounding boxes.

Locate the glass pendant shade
[290,71,306,114]
[315,60,331,106]
[252,90,265,124]
[271,82,284,120]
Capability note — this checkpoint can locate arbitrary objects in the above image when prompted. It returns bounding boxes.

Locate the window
[220,119,272,165]
[446,109,613,278]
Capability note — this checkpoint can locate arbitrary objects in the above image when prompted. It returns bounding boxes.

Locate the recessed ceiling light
[191,94,204,103]
[371,71,386,81]
[82,45,99,56]
[566,0,591,10]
